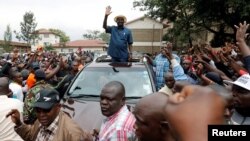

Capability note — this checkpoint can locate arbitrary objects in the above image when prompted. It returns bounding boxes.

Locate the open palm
[105,6,112,16]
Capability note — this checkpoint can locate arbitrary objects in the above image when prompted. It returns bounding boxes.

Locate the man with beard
[103,6,133,62]
[224,74,250,124]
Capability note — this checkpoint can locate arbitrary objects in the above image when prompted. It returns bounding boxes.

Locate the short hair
[104,81,125,97]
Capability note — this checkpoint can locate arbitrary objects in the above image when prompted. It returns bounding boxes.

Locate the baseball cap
[223,74,250,91]
[33,88,60,109]
[114,15,127,23]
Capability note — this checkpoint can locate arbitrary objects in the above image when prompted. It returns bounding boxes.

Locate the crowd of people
[0,5,250,141]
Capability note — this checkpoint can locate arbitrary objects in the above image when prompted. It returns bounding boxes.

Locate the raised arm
[235,21,250,57]
[103,6,112,30]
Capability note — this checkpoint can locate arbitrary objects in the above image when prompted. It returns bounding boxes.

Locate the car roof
[87,55,148,68]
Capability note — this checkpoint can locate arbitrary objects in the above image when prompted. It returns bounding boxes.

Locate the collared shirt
[99,105,136,141]
[36,115,59,141]
[230,110,250,125]
[154,54,180,90]
[106,26,133,59]
[159,85,173,96]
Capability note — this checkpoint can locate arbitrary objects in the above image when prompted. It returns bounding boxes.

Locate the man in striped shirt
[98,81,136,141]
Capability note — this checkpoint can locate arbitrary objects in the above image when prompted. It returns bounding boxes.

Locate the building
[0,40,30,53]
[53,39,107,53]
[31,28,60,51]
[125,16,166,54]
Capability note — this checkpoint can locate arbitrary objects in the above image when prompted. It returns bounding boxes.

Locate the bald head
[134,93,174,141]
[103,81,125,97]
[136,92,168,120]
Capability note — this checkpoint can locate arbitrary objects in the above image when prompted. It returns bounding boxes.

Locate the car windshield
[68,67,153,97]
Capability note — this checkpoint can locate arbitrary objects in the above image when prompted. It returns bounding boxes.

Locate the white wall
[133,42,162,46]
[31,33,60,51]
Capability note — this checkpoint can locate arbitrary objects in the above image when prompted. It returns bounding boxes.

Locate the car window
[68,67,153,97]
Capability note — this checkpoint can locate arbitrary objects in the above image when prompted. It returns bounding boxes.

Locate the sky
[0,0,146,41]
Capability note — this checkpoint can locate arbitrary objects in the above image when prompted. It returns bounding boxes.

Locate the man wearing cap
[7,88,92,141]
[224,74,250,124]
[23,69,53,124]
[103,6,133,62]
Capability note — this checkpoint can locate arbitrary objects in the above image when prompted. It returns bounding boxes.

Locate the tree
[44,44,54,51]
[82,30,110,43]
[134,0,250,47]
[3,24,12,52]
[83,30,100,39]
[49,28,70,46]
[14,11,37,45]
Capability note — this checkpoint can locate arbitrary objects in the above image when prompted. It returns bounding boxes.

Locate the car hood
[61,98,104,132]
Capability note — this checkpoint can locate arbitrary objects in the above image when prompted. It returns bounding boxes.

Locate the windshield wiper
[112,67,119,72]
[68,86,81,94]
[69,94,100,98]
[125,96,141,100]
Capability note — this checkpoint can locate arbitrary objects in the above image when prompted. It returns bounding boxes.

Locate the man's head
[182,59,192,73]
[34,69,46,81]
[133,92,173,141]
[33,88,61,127]
[100,81,125,117]
[0,77,12,97]
[164,72,175,89]
[31,62,40,71]
[11,71,23,84]
[72,61,79,73]
[114,15,126,28]
[165,85,227,141]
[224,74,250,116]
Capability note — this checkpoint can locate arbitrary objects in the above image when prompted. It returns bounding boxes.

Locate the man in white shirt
[0,77,23,141]
[9,71,24,101]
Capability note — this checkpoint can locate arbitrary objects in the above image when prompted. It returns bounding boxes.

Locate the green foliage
[14,11,37,45]
[49,28,70,46]
[134,0,250,47]
[3,24,12,52]
[44,44,54,51]
[82,30,110,43]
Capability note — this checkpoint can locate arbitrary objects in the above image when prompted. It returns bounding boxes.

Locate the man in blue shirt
[103,6,133,62]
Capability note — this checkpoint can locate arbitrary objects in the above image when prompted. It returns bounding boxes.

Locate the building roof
[125,16,170,28]
[35,28,54,34]
[125,16,160,25]
[53,39,106,48]
[0,40,30,47]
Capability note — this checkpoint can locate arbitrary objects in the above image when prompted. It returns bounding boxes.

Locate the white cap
[223,74,250,91]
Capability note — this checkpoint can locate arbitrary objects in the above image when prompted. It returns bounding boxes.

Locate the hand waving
[105,6,112,16]
[235,21,249,42]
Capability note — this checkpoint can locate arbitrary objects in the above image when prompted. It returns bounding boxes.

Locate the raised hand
[105,6,112,16]
[235,21,249,42]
